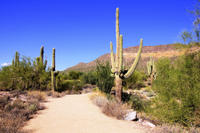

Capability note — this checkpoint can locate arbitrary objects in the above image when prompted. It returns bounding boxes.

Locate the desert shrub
[102,100,130,120]
[96,62,114,94]
[56,79,83,93]
[0,55,51,91]
[27,91,46,102]
[0,95,10,109]
[149,52,200,127]
[0,91,45,133]
[123,70,147,90]
[91,91,129,120]
[128,94,149,112]
[56,71,85,92]
[80,71,97,85]
[151,124,200,133]
[67,71,83,80]
[91,94,108,108]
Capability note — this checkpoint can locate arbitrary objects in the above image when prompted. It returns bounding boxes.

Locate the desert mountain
[65,44,186,72]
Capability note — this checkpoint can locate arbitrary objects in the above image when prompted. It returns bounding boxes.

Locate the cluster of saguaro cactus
[33,46,47,71]
[51,48,56,91]
[110,8,143,101]
[12,51,20,67]
[147,56,156,84]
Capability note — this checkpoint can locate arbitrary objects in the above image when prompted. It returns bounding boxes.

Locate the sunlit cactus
[14,51,19,67]
[147,56,156,84]
[40,46,44,64]
[12,59,14,66]
[110,8,143,101]
[51,48,56,91]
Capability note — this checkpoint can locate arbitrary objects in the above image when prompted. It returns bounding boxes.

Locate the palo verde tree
[110,8,143,101]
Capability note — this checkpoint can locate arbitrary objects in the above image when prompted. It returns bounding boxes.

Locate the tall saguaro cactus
[147,56,156,84]
[110,8,143,101]
[51,48,56,91]
[14,51,19,67]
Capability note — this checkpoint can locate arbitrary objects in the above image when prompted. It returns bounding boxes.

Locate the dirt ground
[24,94,149,133]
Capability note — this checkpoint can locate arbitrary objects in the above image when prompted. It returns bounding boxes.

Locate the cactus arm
[115,8,120,70]
[40,46,44,64]
[52,48,55,71]
[51,48,56,91]
[15,52,19,67]
[110,41,116,73]
[124,38,143,78]
[12,59,14,66]
[119,34,123,71]
[51,71,55,90]
[147,62,150,76]
[44,59,47,70]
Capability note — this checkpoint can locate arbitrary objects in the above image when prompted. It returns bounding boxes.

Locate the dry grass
[0,91,46,133]
[150,124,200,133]
[27,91,46,102]
[102,100,130,120]
[90,91,130,120]
[46,91,67,98]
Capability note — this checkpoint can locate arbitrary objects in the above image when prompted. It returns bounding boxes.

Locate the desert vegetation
[0,91,46,133]
[1,1,200,133]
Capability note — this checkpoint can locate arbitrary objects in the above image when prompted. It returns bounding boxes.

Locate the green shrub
[56,79,83,92]
[128,94,149,112]
[149,52,200,127]
[95,62,114,94]
[67,71,83,80]
[123,70,147,90]
[0,55,51,91]
[80,71,97,85]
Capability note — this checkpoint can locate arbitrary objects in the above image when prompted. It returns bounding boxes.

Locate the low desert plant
[91,91,130,120]
[150,124,200,133]
[27,91,46,102]
[102,100,129,120]
[0,91,46,133]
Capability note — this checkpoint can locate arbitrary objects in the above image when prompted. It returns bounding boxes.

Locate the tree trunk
[115,75,122,101]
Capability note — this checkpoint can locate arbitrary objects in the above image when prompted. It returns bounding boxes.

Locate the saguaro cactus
[110,8,143,101]
[40,46,44,64]
[14,51,19,67]
[51,48,56,91]
[147,56,156,84]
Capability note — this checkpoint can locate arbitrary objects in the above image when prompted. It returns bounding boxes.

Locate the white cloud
[1,62,11,67]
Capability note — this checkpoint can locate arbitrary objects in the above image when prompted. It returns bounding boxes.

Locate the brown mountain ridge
[65,44,186,72]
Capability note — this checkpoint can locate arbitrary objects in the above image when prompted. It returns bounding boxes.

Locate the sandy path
[24,94,148,133]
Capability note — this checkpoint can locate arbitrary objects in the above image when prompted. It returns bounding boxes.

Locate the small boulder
[142,120,156,128]
[124,111,137,121]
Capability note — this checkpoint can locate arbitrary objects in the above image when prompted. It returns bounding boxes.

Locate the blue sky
[0,0,197,70]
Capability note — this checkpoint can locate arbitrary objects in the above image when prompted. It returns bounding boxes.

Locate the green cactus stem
[147,56,156,84]
[110,41,115,73]
[52,48,55,71]
[51,48,56,91]
[115,8,120,70]
[124,39,143,78]
[14,51,19,67]
[40,46,44,64]
[110,8,143,101]
[12,59,14,66]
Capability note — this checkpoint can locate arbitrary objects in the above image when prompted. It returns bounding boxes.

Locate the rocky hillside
[65,44,186,72]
